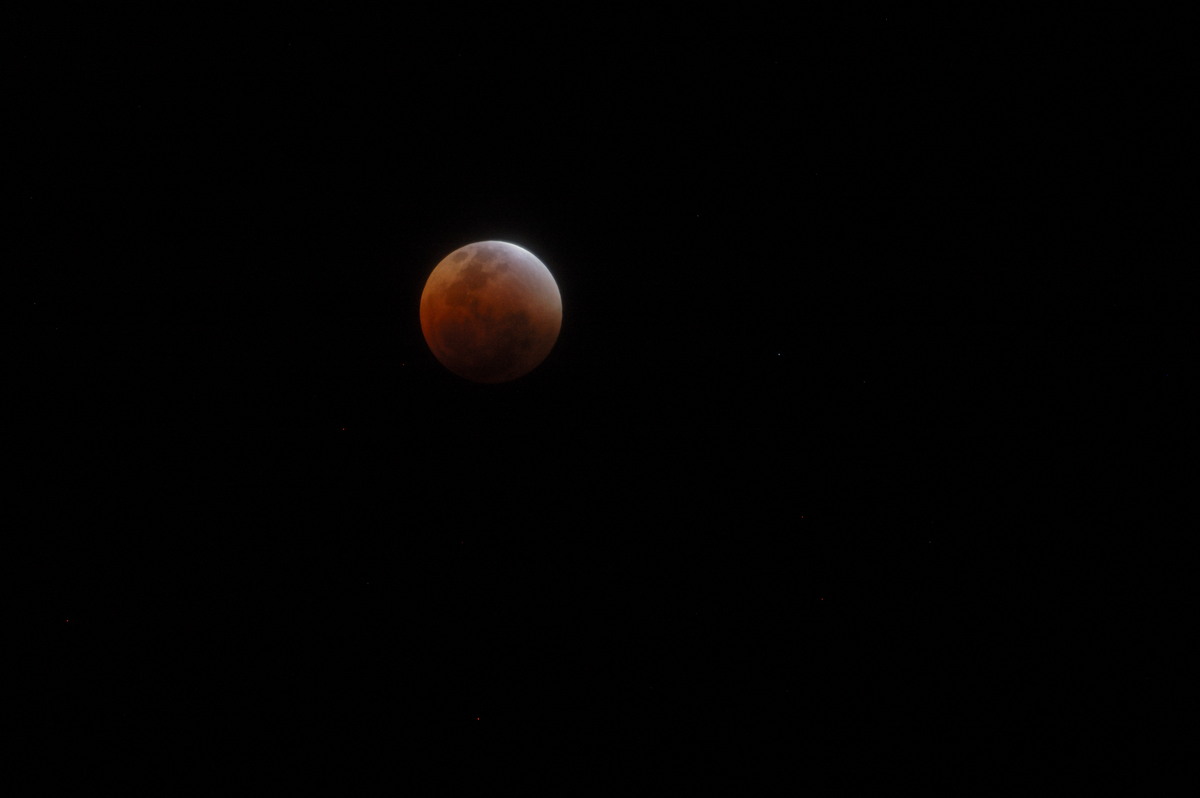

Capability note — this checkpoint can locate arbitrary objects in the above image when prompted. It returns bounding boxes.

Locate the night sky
[14,10,1166,785]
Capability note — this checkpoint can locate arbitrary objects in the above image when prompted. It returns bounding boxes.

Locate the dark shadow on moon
[441,308,538,382]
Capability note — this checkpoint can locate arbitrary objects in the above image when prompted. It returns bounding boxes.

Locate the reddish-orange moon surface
[419,241,562,383]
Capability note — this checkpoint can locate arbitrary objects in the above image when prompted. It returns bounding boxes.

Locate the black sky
[13,9,1167,780]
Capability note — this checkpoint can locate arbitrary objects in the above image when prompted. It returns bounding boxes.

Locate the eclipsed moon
[419,241,562,383]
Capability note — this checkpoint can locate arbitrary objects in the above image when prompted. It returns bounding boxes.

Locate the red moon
[419,241,563,383]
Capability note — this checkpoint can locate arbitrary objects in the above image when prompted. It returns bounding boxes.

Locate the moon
[419,241,562,383]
